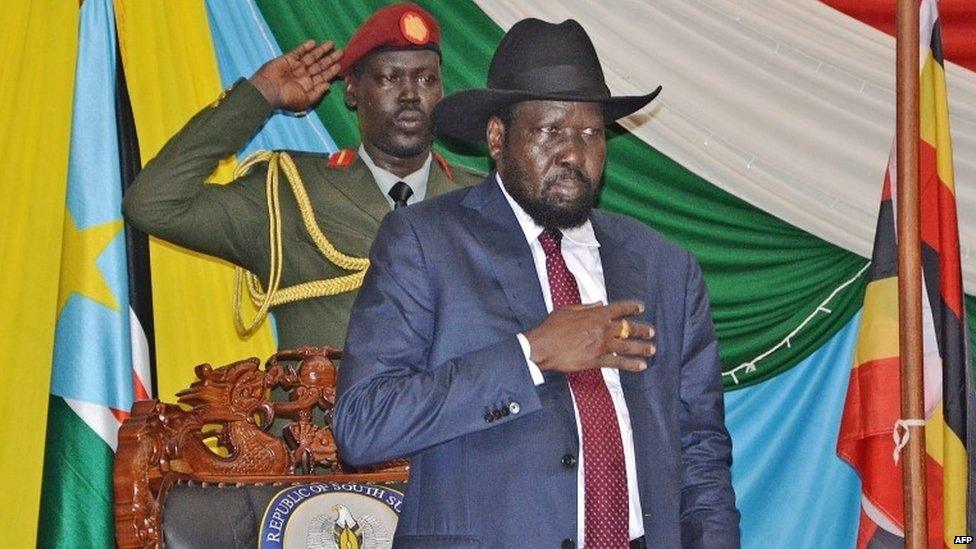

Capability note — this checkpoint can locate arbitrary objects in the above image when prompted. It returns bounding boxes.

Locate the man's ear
[487,116,505,164]
[345,76,358,109]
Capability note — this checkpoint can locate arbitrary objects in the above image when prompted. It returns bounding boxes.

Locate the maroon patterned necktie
[538,228,629,548]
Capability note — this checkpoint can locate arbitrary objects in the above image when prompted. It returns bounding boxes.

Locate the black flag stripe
[114,34,156,396]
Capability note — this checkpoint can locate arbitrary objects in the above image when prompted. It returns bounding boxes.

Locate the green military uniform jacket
[122,79,482,350]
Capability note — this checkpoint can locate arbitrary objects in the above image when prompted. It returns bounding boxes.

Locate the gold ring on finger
[619,319,631,340]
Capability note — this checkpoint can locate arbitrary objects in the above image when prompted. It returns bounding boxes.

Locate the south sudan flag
[37,0,154,545]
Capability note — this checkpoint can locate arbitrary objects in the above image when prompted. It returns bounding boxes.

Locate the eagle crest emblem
[259,483,401,549]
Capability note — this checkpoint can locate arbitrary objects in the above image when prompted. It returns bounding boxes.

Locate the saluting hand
[525,300,656,374]
[250,40,343,112]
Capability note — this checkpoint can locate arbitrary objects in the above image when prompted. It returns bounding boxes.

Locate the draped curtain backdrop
[0,0,79,540]
[2,1,975,546]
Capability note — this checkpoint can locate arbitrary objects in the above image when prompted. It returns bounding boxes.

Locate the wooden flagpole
[896,0,927,546]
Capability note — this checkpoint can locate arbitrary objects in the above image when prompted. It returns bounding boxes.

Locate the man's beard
[500,145,598,230]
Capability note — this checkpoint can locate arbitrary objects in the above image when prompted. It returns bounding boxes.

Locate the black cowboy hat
[432,18,661,143]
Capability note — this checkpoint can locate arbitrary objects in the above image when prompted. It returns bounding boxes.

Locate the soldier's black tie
[389,181,413,210]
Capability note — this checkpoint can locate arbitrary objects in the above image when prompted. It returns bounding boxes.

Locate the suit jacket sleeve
[121,78,272,272]
[333,210,543,467]
[678,253,741,548]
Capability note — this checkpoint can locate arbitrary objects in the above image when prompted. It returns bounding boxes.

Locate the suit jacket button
[484,412,494,423]
[508,402,521,415]
[561,454,576,468]
[561,539,575,549]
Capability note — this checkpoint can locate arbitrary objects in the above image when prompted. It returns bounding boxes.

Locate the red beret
[339,3,441,77]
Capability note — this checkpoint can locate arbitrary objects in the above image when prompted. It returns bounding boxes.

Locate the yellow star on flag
[57,211,124,314]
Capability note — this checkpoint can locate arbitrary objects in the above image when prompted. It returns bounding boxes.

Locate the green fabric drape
[254,0,974,389]
[599,125,868,387]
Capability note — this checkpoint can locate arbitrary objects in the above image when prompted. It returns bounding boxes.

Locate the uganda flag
[836,0,976,547]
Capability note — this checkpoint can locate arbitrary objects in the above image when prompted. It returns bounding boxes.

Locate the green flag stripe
[38,396,115,548]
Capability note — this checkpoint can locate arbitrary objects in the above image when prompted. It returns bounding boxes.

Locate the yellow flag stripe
[942,422,968,547]
[115,1,275,402]
[919,50,955,194]
[853,277,900,368]
[925,401,945,467]
[928,400,969,548]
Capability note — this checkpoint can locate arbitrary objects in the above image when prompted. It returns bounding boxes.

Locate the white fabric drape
[472,0,976,290]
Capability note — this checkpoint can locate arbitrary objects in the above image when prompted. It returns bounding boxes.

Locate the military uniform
[122,79,482,350]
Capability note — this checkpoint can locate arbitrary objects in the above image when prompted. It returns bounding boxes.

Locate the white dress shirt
[358,144,432,210]
[497,175,644,545]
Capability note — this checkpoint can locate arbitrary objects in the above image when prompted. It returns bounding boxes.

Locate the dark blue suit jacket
[334,175,740,548]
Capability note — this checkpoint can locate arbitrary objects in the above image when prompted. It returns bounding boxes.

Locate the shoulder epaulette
[327,149,357,168]
[432,151,454,181]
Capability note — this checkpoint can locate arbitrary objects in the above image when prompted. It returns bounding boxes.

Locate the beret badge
[400,12,430,45]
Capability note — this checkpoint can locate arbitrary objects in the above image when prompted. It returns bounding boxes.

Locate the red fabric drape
[820,0,976,73]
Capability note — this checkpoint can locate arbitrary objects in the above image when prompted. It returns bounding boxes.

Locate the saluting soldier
[123,3,482,351]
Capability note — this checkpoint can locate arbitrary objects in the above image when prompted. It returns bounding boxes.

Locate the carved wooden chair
[113,347,407,548]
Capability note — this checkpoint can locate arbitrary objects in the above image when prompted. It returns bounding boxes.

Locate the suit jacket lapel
[591,213,659,512]
[592,214,649,317]
[326,154,391,224]
[591,214,654,391]
[461,175,548,333]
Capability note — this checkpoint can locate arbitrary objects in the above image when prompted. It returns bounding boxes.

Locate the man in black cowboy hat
[335,18,739,549]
